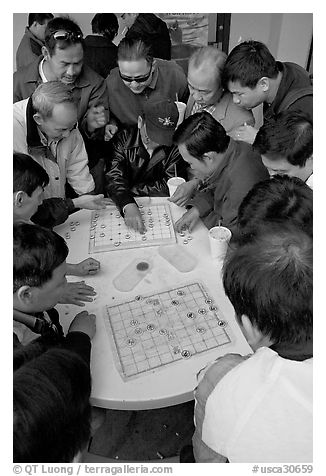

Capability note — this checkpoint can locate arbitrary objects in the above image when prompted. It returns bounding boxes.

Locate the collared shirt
[191,101,216,116]
[305,173,313,190]
[186,91,254,134]
[39,57,48,82]
[106,58,189,127]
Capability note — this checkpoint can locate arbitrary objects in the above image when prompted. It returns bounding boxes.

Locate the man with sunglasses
[105,96,188,233]
[106,37,188,135]
[14,16,109,193]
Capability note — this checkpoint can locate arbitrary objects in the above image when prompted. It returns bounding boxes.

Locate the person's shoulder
[106,66,120,85]
[81,63,105,85]
[112,125,138,147]
[223,92,254,120]
[13,98,28,115]
[282,61,311,78]
[157,58,181,71]
[14,55,41,79]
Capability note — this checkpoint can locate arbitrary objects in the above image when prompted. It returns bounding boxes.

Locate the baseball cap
[142,97,179,146]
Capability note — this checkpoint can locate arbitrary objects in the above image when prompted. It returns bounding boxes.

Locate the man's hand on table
[123,203,146,234]
[58,281,96,307]
[175,206,200,233]
[67,258,101,277]
[73,194,113,210]
[168,179,199,207]
[68,310,96,339]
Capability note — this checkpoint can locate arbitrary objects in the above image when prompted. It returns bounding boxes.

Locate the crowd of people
[13,13,313,464]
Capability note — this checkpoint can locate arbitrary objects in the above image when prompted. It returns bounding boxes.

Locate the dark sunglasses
[52,30,83,41]
[119,65,152,84]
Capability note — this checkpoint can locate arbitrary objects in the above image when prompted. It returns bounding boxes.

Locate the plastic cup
[175,101,187,126]
[208,226,232,260]
[167,177,186,197]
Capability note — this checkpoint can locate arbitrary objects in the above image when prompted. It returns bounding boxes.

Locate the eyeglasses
[119,65,152,84]
[51,30,83,41]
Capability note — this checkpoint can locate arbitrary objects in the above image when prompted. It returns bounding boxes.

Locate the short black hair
[14,345,91,462]
[253,110,313,167]
[118,37,153,64]
[28,13,53,27]
[223,224,313,345]
[173,111,230,159]
[45,16,84,56]
[91,13,118,41]
[222,40,279,89]
[13,223,68,293]
[13,152,49,196]
[235,175,313,242]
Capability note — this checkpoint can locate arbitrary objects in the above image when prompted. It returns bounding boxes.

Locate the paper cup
[175,101,187,126]
[167,177,186,197]
[208,226,232,260]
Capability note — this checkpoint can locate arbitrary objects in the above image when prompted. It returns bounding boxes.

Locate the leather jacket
[105,127,188,212]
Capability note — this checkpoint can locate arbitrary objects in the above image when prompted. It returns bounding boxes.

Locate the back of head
[222,40,278,89]
[32,81,74,118]
[13,222,68,293]
[28,13,53,27]
[45,16,84,56]
[118,37,153,64]
[173,111,230,158]
[253,110,313,167]
[91,13,118,41]
[13,152,49,196]
[14,346,91,462]
[223,224,313,345]
[189,46,226,83]
[236,175,313,242]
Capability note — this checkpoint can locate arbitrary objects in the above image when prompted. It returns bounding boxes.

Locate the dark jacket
[264,62,313,121]
[125,14,171,60]
[190,139,269,232]
[13,308,91,366]
[31,197,76,228]
[105,127,188,212]
[84,35,117,78]
[16,27,44,70]
[13,55,109,135]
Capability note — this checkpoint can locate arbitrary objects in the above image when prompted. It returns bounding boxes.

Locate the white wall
[13,12,313,73]
[229,12,313,67]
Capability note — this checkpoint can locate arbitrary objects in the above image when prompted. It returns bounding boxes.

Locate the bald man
[185,46,254,137]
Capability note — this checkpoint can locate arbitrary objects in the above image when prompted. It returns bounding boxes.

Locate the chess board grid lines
[89,203,176,253]
[103,282,232,379]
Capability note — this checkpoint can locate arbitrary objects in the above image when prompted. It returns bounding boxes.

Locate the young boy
[13,221,96,346]
[192,225,312,462]
[13,151,111,305]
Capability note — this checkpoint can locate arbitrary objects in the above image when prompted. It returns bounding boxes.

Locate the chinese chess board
[103,282,232,380]
[89,202,176,253]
